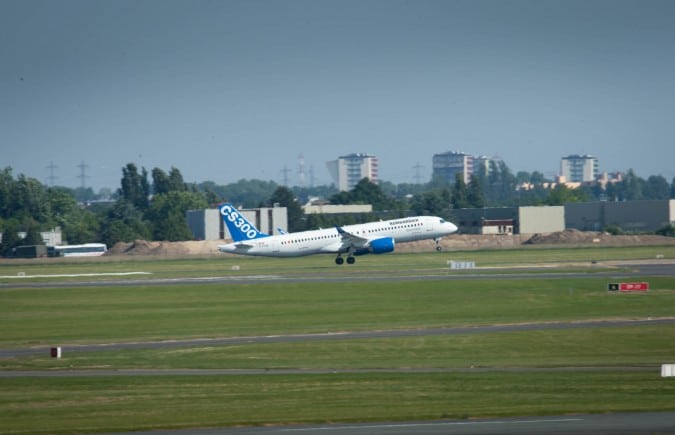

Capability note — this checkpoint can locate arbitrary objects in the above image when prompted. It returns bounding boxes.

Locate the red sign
[608,282,649,292]
[620,282,649,292]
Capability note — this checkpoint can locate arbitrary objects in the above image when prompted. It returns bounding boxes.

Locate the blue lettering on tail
[219,203,270,242]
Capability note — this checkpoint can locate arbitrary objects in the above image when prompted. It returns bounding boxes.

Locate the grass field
[1,244,674,281]
[1,247,675,434]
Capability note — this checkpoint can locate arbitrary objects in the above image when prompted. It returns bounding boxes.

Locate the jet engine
[366,237,395,254]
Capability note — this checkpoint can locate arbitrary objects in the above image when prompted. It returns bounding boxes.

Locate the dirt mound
[107,240,222,256]
[525,229,675,247]
[525,229,605,245]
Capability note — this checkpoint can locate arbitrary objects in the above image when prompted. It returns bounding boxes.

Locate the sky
[2,0,674,191]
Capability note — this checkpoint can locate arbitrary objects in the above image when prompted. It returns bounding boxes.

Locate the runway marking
[281,418,584,431]
[0,271,152,279]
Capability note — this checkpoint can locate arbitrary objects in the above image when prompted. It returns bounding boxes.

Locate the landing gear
[335,255,356,265]
[435,238,442,252]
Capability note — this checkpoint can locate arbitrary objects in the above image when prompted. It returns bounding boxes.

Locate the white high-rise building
[560,154,599,182]
[326,153,379,191]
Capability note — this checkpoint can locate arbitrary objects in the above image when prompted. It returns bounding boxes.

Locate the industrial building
[187,206,288,241]
[452,206,565,235]
[302,199,372,215]
[326,153,379,191]
[452,200,674,235]
[565,199,675,232]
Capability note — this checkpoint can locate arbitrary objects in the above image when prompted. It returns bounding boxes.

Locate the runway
[99,412,675,434]
[2,261,674,289]
[2,317,674,359]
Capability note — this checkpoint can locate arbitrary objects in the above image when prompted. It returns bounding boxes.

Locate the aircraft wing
[336,225,369,249]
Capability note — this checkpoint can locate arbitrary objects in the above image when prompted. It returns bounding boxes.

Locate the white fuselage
[218,216,457,257]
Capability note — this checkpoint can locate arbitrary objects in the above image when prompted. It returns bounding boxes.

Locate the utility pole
[297,153,305,187]
[76,161,89,189]
[413,162,424,184]
[46,161,58,186]
[308,166,315,188]
[280,165,291,186]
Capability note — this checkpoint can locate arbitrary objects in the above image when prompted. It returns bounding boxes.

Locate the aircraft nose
[448,222,458,233]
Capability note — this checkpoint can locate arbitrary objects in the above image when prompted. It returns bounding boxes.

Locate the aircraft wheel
[335,257,344,265]
[436,246,442,252]
[346,256,356,264]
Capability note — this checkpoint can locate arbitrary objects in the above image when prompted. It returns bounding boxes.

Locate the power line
[413,161,424,184]
[298,153,305,187]
[280,165,291,186]
[76,161,89,189]
[45,161,58,186]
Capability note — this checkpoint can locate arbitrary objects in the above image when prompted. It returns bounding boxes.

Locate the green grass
[4,325,674,371]
[2,372,674,434]
[0,244,673,282]
[2,277,674,347]
[1,248,675,433]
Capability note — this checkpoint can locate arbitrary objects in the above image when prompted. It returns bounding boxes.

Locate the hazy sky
[2,0,674,190]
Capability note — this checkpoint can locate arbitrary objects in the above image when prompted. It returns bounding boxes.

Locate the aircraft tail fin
[219,203,270,242]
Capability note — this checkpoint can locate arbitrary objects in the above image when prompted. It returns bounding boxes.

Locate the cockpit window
[439,219,446,224]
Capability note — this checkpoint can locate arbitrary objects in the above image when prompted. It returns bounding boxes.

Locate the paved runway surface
[98,412,675,434]
[2,317,674,359]
[2,261,674,289]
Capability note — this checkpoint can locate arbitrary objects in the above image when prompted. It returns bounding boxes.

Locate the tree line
[1,163,674,255]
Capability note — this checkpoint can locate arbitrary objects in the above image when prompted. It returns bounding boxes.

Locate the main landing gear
[335,255,356,265]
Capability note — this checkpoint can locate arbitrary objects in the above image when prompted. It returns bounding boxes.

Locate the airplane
[217,203,458,265]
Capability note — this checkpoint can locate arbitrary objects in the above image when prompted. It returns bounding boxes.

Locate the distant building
[187,206,288,241]
[432,151,500,184]
[432,151,473,184]
[326,153,379,191]
[0,228,63,246]
[303,198,372,214]
[565,199,674,232]
[453,206,565,235]
[560,154,599,182]
[472,155,492,177]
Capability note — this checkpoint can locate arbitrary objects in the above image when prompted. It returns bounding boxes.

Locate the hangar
[451,206,565,235]
[187,206,288,241]
[565,199,674,232]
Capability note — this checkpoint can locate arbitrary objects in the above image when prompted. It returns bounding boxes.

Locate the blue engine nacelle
[365,237,395,254]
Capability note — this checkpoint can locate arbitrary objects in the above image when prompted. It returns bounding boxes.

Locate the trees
[153,166,187,195]
[269,186,304,232]
[0,220,21,257]
[645,175,670,200]
[451,173,469,209]
[545,184,588,206]
[467,175,485,208]
[146,191,207,241]
[197,179,278,208]
[104,165,207,244]
[120,163,150,210]
[329,178,402,212]
[4,161,675,248]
